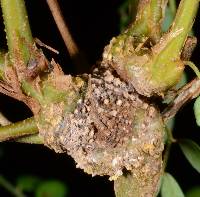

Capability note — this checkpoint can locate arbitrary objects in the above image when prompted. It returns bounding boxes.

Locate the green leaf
[16,175,40,192]
[161,173,184,197]
[186,187,200,197]
[194,96,200,126]
[36,180,68,197]
[179,139,200,173]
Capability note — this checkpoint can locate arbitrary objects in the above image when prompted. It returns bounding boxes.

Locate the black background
[0,0,200,196]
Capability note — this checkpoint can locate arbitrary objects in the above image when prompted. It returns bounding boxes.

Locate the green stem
[0,175,25,197]
[15,134,43,144]
[154,0,199,59]
[149,0,199,91]
[184,61,200,79]
[0,117,38,142]
[21,80,44,104]
[169,0,198,56]
[1,0,33,64]
[0,0,46,102]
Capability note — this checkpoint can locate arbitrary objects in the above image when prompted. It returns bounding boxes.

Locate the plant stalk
[153,0,199,60]
[0,117,38,142]
[149,0,199,93]
[14,134,43,144]
[0,0,39,104]
[168,0,198,56]
[46,0,89,71]
[1,0,33,64]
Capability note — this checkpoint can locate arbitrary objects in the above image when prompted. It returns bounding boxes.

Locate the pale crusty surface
[38,62,164,196]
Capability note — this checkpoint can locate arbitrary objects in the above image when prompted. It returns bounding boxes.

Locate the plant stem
[154,0,199,60]
[0,112,42,144]
[162,78,200,122]
[21,80,44,105]
[169,0,198,56]
[14,134,43,144]
[0,175,25,197]
[1,0,33,64]
[46,0,78,58]
[149,0,199,92]
[0,0,38,106]
[0,117,38,142]
[46,0,88,71]
[184,61,200,79]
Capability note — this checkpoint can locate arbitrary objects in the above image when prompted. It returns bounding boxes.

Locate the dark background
[0,0,200,196]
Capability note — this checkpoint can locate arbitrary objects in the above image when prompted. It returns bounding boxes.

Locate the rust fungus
[37,62,165,197]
